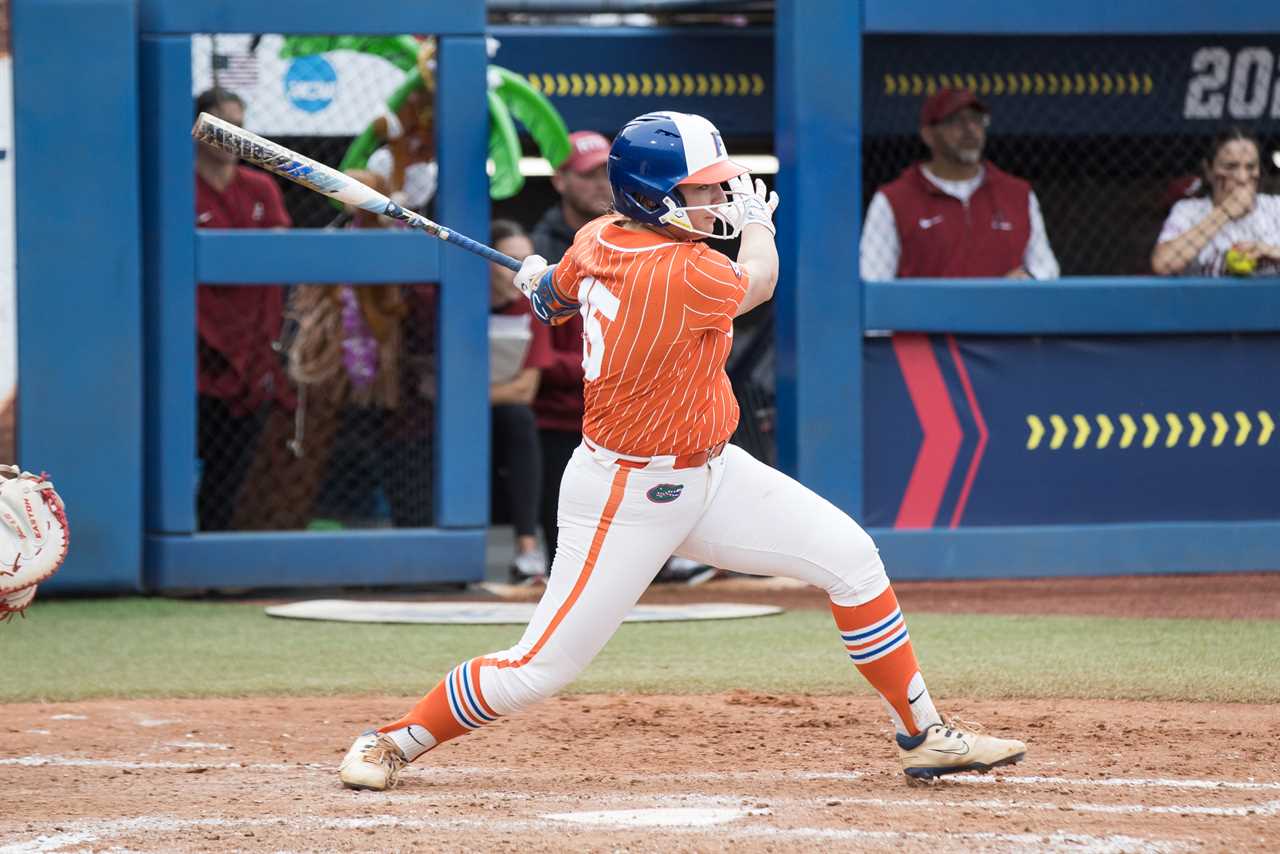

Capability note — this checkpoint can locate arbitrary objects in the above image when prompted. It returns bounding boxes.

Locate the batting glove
[727,174,781,236]
[514,254,579,325]
[513,253,549,298]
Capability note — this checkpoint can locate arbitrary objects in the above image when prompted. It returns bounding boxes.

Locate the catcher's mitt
[0,466,70,620]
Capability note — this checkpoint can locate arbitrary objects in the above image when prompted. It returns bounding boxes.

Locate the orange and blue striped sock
[378,658,502,760]
[830,586,940,736]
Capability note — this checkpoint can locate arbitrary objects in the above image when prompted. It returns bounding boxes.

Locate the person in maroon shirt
[530,306,583,574]
[859,88,1059,281]
[194,88,295,530]
[489,221,554,583]
[528,134,610,575]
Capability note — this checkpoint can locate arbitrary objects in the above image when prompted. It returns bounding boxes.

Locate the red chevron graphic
[946,334,987,527]
[892,334,962,529]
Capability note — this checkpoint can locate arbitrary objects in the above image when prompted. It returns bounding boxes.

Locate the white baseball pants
[468,442,891,716]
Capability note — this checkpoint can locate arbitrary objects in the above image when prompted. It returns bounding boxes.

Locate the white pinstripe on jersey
[553,216,748,457]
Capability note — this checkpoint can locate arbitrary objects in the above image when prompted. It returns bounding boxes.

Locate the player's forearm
[528,265,579,325]
[736,224,780,316]
[1152,208,1229,275]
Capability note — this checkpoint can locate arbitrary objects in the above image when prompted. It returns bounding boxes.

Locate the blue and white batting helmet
[608,111,749,238]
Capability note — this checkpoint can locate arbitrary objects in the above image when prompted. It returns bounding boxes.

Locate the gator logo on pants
[646,483,684,504]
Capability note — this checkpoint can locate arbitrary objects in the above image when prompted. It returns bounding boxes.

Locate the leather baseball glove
[0,466,70,620]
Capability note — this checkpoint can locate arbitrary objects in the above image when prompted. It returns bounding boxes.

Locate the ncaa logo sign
[285,56,337,113]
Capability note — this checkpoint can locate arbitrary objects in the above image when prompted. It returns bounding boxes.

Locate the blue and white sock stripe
[445,662,499,730]
[848,625,910,663]
[841,608,903,646]
[842,608,910,663]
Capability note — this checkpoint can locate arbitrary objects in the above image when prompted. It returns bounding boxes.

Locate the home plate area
[264,599,782,624]
[2,695,1276,852]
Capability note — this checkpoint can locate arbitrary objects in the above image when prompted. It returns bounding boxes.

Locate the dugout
[9,1,1280,594]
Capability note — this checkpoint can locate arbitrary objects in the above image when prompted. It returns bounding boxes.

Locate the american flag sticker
[212,52,258,90]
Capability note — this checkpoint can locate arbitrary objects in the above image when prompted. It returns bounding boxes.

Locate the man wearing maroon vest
[860,88,1059,280]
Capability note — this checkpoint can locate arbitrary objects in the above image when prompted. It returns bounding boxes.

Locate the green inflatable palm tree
[280,35,571,201]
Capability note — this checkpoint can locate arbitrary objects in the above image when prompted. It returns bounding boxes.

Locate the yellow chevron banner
[1141,413,1159,448]
[1164,413,1182,448]
[1119,413,1137,448]
[1095,414,1114,449]
[883,71,1155,98]
[1072,414,1090,450]
[1235,411,1251,446]
[1212,412,1229,447]
[1049,414,1068,450]
[527,71,767,98]
[1188,412,1205,447]
[1025,411,1277,450]
[1026,415,1045,450]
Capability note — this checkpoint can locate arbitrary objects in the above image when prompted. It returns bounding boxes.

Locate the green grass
[2,598,1277,703]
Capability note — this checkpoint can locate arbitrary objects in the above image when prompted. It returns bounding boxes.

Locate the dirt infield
[2,695,1277,852]
[4,574,1277,852]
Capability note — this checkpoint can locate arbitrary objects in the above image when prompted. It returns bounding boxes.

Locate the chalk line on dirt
[6,755,1278,794]
[0,813,1200,854]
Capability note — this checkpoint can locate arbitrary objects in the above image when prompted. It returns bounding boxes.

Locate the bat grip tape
[442,230,523,272]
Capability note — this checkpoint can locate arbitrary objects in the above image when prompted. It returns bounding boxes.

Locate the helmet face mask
[608,111,749,240]
[656,191,743,240]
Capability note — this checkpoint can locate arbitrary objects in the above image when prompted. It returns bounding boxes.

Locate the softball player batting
[340,111,1026,789]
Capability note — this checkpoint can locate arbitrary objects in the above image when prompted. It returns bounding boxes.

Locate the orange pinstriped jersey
[553,215,749,456]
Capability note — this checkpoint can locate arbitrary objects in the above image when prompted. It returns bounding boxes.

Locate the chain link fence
[195,33,437,227]
[188,31,1280,526]
[193,34,439,532]
[860,36,1280,278]
[741,35,1280,467]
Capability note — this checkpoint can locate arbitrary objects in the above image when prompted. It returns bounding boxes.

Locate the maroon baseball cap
[920,88,989,126]
[559,130,610,174]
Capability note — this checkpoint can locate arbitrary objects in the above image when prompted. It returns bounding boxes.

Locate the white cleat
[338,731,408,791]
[897,720,1026,780]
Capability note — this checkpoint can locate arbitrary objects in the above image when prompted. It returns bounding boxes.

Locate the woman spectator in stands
[489,220,554,584]
[1152,129,1280,277]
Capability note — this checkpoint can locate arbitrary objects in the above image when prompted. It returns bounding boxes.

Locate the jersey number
[580,277,620,381]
